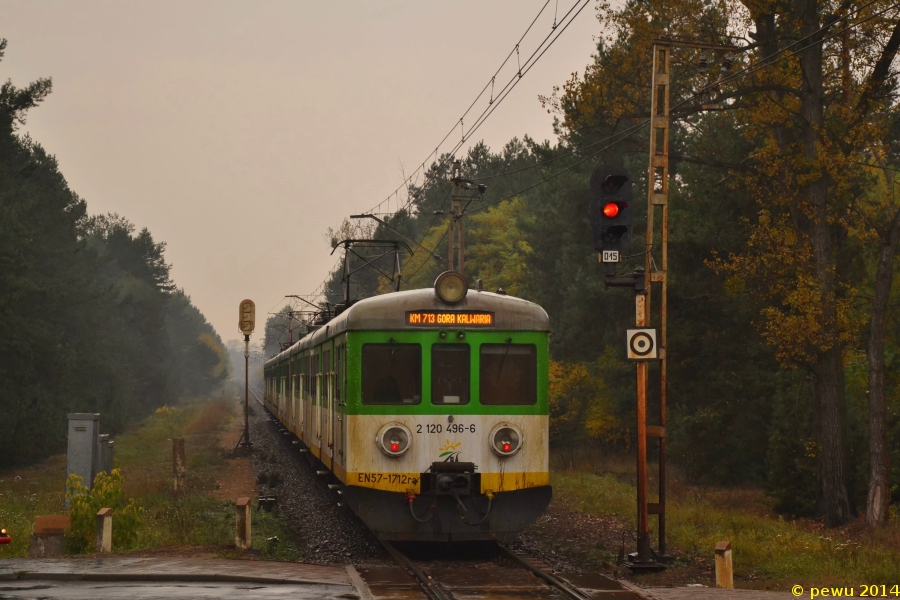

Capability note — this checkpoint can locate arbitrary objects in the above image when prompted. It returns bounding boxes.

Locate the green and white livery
[264,276,551,541]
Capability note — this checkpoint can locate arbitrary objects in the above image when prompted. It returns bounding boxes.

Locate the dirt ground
[511,495,723,589]
[211,425,257,503]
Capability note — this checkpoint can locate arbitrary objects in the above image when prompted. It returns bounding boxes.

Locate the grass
[550,454,900,587]
[0,455,69,558]
[0,396,303,561]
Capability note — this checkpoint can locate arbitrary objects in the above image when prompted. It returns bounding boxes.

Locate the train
[263,271,551,541]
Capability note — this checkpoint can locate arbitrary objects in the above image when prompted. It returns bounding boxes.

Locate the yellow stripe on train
[345,471,550,494]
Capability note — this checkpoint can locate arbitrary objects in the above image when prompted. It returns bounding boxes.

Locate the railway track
[374,540,643,600]
[249,387,646,600]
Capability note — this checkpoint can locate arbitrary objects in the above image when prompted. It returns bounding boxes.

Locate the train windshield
[431,344,470,405]
[479,344,537,405]
[361,344,422,405]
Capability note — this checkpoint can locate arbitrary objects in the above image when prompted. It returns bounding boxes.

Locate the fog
[3,1,600,346]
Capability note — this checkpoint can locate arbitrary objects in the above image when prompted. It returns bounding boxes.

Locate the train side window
[362,344,421,405]
[431,345,470,405]
[479,344,537,405]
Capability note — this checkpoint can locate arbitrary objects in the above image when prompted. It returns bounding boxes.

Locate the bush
[65,469,143,553]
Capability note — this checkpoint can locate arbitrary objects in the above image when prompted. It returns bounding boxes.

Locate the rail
[381,541,454,600]
[382,540,597,600]
[495,544,594,600]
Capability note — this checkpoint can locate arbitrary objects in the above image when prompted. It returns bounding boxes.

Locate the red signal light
[603,202,619,218]
[502,442,511,452]
[390,442,400,452]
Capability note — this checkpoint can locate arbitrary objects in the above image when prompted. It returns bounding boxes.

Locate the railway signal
[238,299,255,449]
[590,165,633,263]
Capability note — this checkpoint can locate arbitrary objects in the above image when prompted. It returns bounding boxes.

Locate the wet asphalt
[0,581,359,600]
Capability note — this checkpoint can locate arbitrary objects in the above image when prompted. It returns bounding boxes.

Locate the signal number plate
[602,251,620,263]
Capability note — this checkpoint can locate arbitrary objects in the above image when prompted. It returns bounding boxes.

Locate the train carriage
[264,273,551,541]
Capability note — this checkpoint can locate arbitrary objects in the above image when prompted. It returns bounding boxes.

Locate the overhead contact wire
[360,0,556,216]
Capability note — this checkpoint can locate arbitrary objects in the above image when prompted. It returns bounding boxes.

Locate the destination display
[406,311,495,327]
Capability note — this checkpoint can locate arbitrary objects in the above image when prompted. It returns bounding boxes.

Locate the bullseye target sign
[626,328,658,360]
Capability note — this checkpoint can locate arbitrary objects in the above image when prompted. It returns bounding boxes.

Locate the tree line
[267,1,900,528]
[0,40,228,468]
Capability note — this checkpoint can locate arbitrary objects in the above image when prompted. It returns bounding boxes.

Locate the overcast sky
[3,0,602,346]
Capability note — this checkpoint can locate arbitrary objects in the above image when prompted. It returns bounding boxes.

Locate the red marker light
[603,202,619,218]
[390,442,400,452]
[502,442,511,452]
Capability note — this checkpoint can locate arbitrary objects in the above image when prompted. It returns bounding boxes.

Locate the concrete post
[172,438,185,495]
[95,508,112,553]
[235,497,251,550]
[715,541,733,588]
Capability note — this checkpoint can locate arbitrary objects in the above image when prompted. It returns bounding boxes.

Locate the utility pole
[288,309,294,345]
[623,38,738,572]
[448,160,464,274]
[447,160,486,275]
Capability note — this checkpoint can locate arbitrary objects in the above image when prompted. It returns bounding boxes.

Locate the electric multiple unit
[262,273,551,541]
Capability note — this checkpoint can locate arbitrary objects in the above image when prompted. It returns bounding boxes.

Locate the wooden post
[635,292,651,561]
[715,541,733,588]
[95,508,112,553]
[172,438,185,495]
[235,497,251,550]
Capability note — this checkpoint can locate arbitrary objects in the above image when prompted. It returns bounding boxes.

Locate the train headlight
[435,271,468,304]
[376,423,411,457]
[489,423,523,457]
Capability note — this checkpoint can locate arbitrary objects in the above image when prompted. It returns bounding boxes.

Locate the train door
[279,365,284,419]
[291,355,298,432]
[298,355,304,439]
[324,344,333,466]
[304,355,311,445]
[287,356,292,426]
[334,340,345,468]
[278,363,287,422]
[313,348,320,447]
[328,343,335,467]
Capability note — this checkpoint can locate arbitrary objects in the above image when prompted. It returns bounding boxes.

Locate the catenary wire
[315,1,900,296]
[310,1,592,294]
[359,0,567,216]
[472,0,889,184]
[468,0,900,209]
[386,0,590,217]
[401,0,590,203]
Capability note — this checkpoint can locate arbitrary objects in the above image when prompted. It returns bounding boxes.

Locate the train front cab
[339,295,552,542]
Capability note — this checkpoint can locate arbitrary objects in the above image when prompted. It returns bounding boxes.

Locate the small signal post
[238,299,255,448]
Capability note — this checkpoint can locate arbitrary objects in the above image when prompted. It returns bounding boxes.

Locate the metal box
[66,413,100,493]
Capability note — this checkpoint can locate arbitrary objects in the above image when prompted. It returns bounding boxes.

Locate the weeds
[65,469,143,553]
[0,396,298,560]
[552,469,900,584]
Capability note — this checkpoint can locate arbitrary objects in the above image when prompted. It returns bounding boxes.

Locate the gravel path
[244,400,389,566]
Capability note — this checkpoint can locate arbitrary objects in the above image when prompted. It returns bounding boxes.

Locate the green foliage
[466,197,533,295]
[0,40,228,469]
[549,350,626,451]
[65,469,143,553]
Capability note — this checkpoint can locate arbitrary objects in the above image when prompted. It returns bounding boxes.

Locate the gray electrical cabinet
[66,413,100,491]
[95,433,114,477]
